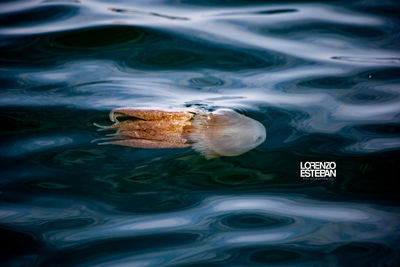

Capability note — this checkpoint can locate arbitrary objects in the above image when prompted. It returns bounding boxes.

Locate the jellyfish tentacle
[111,119,191,132]
[93,122,114,131]
[110,108,193,122]
[99,139,191,149]
[94,108,194,148]
[117,129,189,144]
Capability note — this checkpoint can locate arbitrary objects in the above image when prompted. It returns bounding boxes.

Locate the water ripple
[1,0,400,265]
[2,195,394,265]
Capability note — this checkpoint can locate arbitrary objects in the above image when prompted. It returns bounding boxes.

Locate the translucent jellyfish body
[95,108,266,158]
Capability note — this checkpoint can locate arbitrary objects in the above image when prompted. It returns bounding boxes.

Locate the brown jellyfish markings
[94,108,266,159]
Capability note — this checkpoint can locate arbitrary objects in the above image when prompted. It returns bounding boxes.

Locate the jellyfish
[95,108,266,158]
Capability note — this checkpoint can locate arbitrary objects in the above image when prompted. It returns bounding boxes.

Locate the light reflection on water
[1,195,398,266]
[1,0,400,265]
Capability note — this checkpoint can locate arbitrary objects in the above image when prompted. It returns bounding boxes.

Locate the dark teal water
[1,0,400,266]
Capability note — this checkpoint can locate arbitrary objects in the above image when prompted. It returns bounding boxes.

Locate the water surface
[1,0,400,266]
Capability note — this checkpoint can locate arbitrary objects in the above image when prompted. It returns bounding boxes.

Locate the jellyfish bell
[190,109,266,158]
[94,107,266,159]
